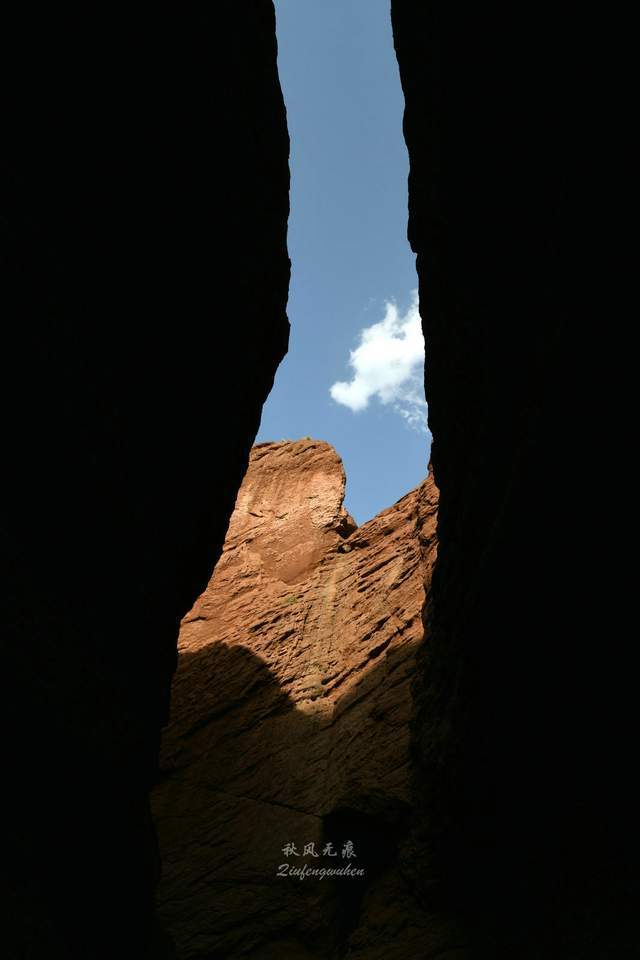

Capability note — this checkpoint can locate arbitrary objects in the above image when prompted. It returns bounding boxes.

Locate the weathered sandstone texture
[392,3,635,957]
[152,440,438,959]
[2,6,289,957]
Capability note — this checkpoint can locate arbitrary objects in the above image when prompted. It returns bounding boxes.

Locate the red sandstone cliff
[152,440,438,958]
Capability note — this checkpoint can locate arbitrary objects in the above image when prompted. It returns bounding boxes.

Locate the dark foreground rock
[392,2,636,956]
[2,6,289,957]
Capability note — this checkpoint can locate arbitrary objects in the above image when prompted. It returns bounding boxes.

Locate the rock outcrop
[391,3,635,956]
[2,6,289,957]
[152,440,438,959]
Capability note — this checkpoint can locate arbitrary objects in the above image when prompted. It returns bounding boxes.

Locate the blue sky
[257,0,431,524]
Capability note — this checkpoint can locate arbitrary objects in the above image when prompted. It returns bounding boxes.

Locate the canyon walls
[3,4,630,957]
[2,6,289,957]
[391,3,634,957]
[152,440,438,959]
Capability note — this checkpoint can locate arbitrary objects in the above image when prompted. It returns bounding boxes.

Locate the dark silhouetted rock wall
[391,3,635,957]
[2,5,289,957]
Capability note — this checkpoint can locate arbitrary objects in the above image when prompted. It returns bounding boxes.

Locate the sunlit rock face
[152,440,438,959]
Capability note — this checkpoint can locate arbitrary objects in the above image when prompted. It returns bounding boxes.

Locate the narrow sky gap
[257,0,430,523]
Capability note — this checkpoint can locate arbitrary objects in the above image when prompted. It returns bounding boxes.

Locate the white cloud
[329,291,428,433]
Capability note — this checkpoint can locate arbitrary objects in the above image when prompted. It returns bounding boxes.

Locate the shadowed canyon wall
[152,440,438,959]
[2,6,289,957]
[391,3,635,957]
[3,4,632,958]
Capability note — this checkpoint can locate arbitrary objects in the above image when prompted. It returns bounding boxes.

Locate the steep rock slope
[1,6,289,957]
[391,3,634,957]
[152,440,438,959]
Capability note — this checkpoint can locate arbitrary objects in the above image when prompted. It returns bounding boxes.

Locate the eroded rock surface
[152,440,438,958]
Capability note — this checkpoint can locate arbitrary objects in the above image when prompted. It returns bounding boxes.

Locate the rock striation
[152,440,438,959]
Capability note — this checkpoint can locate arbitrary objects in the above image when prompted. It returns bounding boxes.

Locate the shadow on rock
[152,639,424,960]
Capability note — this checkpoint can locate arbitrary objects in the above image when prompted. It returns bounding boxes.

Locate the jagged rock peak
[230,439,358,583]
